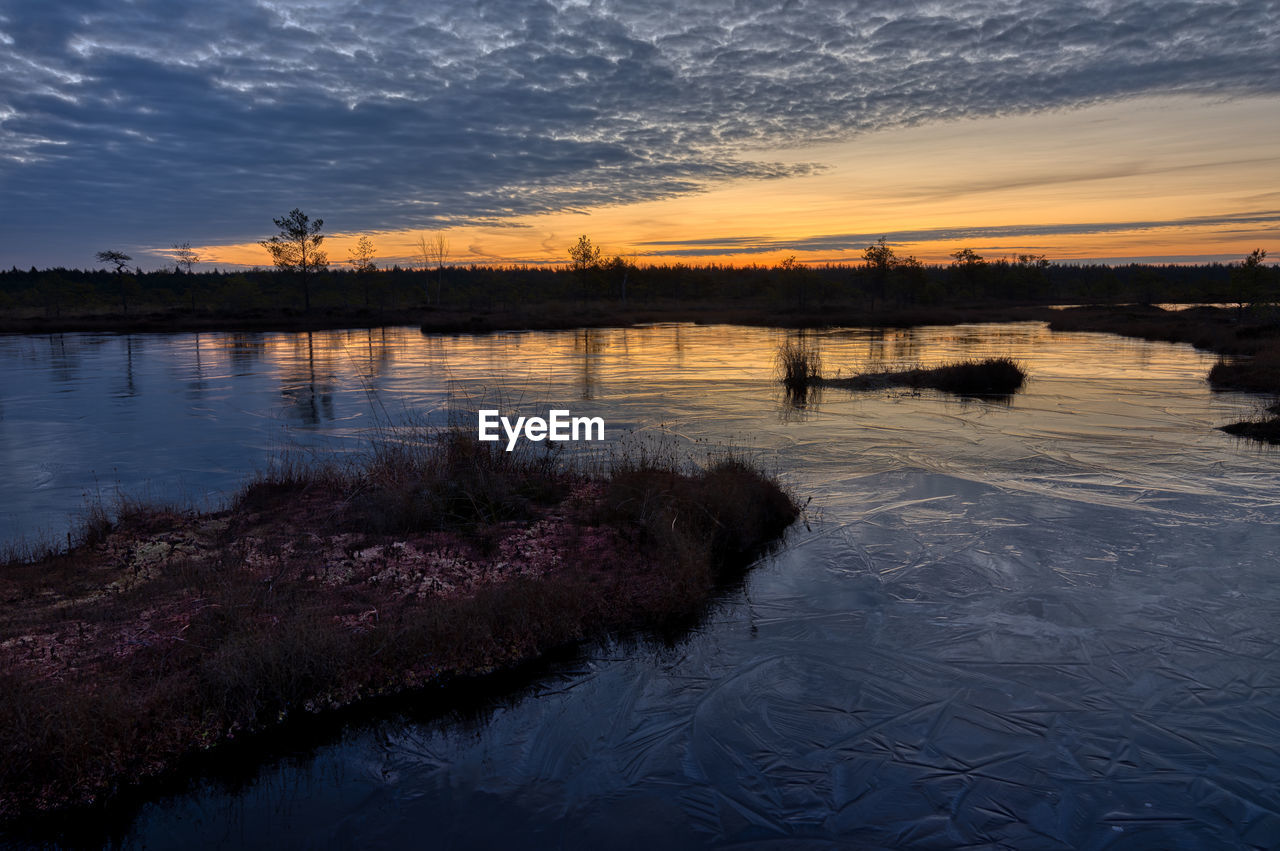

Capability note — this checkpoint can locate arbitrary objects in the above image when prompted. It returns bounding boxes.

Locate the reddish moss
[0,434,797,821]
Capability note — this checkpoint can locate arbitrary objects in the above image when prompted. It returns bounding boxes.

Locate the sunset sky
[1,1,1277,270]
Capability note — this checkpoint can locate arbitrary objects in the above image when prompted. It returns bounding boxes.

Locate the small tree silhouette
[950,247,987,297]
[96,250,131,274]
[347,235,377,307]
[1230,248,1269,319]
[862,237,896,304]
[427,231,449,305]
[172,242,199,275]
[96,250,134,312]
[569,235,602,299]
[347,235,376,273]
[261,209,327,311]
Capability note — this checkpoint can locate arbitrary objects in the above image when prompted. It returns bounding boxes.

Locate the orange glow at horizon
[189,95,1280,271]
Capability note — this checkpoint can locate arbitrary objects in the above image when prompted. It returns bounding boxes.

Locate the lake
[3,322,1279,848]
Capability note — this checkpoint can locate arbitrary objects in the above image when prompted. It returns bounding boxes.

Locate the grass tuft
[776,339,822,395]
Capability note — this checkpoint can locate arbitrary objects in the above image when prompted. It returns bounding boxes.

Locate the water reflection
[117,336,138,399]
[180,333,208,401]
[223,332,267,374]
[279,332,336,425]
[573,328,605,399]
[0,322,1265,547]
[359,328,394,381]
[47,334,80,385]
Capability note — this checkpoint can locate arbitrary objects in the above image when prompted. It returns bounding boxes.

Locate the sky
[1,0,1278,270]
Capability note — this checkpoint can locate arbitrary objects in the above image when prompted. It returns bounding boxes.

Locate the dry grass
[0,430,797,824]
[1219,417,1280,443]
[776,339,823,395]
[1207,350,1280,395]
[818,356,1026,397]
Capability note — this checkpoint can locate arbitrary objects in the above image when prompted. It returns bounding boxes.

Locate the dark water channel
[3,323,1279,848]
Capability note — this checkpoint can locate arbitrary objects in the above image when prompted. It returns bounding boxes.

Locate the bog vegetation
[778,341,1027,398]
[821,357,1027,396]
[0,430,798,822]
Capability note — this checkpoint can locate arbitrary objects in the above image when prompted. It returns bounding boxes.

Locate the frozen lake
[3,322,1279,848]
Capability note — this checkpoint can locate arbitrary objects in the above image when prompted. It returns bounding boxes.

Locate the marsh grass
[779,344,1027,399]
[1208,351,1280,395]
[776,339,822,394]
[0,427,797,824]
[824,356,1027,396]
[1218,399,1280,444]
[1219,417,1280,443]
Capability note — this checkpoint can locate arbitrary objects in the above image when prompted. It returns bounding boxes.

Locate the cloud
[1,0,1278,264]
[636,210,1280,256]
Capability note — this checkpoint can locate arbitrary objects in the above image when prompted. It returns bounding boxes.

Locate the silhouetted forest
[2,255,1275,320]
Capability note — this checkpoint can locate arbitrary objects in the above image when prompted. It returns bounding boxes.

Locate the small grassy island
[0,434,798,822]
[820,357,1026,396]
[778,342,1026,399]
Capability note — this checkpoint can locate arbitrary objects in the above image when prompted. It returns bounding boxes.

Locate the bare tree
[428,231,449,304]
[347,235,376,273]
[414,234,431,272]
[414,234,432,303]
[347,235,377,307]
[414,231,450,304]
[172,242,199,274]
[260,208,327,311]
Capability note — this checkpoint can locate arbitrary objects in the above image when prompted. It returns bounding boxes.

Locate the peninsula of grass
[0,432,798,822]
[1216,401,1280,444]
[1049,305,1280,440]
[779,347,1026,398]
[824,357,1026,396]
[1048,304,1280,393]
[1219,417,1280,443]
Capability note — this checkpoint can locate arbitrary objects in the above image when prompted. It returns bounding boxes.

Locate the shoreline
[0,301,1054,336]
[1046,305,1280,441]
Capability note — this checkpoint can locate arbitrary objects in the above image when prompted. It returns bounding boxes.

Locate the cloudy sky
[1,0,1278,269]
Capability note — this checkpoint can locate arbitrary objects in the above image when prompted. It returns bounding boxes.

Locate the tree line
[3,208,1275,316]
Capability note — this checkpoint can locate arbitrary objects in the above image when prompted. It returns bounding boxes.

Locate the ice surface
[3,322,1279,848]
